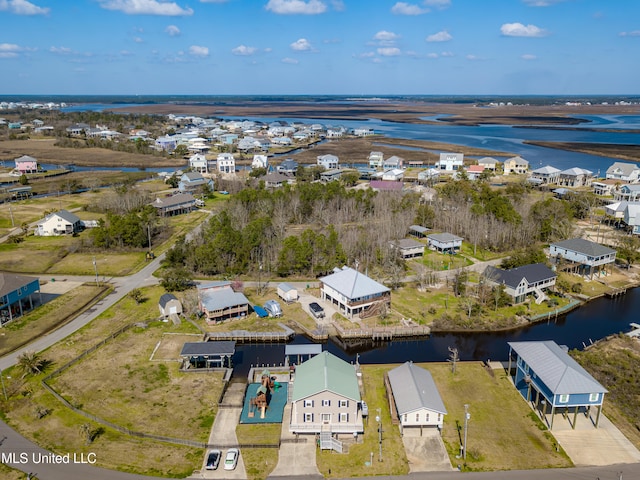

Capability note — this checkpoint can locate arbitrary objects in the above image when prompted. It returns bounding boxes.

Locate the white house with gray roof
[549,238,616,279]
[508,341,607,429]
[530,165,561,184]
[320,267,390,318]
[387,361,446,434]
[483,263,556,304]
[36,209,82,236]
[390,238,425,258]
[606,161,640,183]
[614,184,640,202]
[427,232,463,253]
[289,351,363,435]
[558,167,594,187]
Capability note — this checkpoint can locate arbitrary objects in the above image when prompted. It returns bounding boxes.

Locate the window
[322,413,330,423]
[415,413,420,422]
[304,413,313,422]
[438,414,442,422]
[339,413,348,423]
[425,413,430,422]
[321,399,331,407]
[589,393,599,402]
[338,400,349,408]
[559,394,569,403]
[304,399,314,408]
[403,414,407,423]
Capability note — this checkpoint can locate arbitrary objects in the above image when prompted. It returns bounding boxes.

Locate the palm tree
[17,351,46,378]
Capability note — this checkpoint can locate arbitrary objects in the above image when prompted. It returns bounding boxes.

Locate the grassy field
[236,424,281,480]
[0,463,29,480]
[1,285,223,478]
[317,365,410,478]
[572,335,640,450]
[0,284,107,356]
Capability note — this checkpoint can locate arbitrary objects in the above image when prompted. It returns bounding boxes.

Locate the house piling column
[550,406,555,430]
[572,406,578,429]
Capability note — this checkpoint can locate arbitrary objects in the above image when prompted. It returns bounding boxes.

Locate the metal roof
[278,282,296,293]
[291,351,361,402]
[285,344,323,356]
[532,165,560,174]
[292,351,360,402]
[54,209,81,224]
[427,232,463,243]
[180,341,236,357]
[392,238,424,250]
[151,193,196,208]
[550,238,616,257]
[508,341,607,395]
[200,286,249,312]
[409,225,430,234]
[484,263,556,290]
[387,362,447,416]
[320,267,389,300]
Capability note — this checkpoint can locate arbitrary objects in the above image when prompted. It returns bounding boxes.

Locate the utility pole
[376,408,383,462]
[463,404,470,460]
[8,204,14,227]
[92,256,99,286]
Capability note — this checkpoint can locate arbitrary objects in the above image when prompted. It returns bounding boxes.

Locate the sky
[1,0,639,96]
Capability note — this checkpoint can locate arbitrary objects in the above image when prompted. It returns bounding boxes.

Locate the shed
[253,305,269,318]
[159,293,182,318]
[277,282,298,303]
[409,225,430,238]
[180,341,236,369]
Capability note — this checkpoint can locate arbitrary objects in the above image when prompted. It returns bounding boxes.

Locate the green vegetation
[236,424,281,480]
[572,335,640,449]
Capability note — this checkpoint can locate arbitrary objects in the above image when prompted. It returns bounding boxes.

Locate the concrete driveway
[551,412,640,467]
[270,404,322,478]
[401,427,455,473]
[197,382,247,479]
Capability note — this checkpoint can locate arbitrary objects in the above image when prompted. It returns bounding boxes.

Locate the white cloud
[189,45,209,57]
[0,0,49,15]
[0,42,22,58]
[331,0,344,11]
[377,47,401,56]
[265,0,326,14]
[281,57,299,64]
[98,0,194,16]
[165,25,181,36]
[373,30,400,43]
[232,45,258,56]
[49,46,73,55]
[426,30,452,42]
[134,36,144,43]
[391,2,428,15]
[426,52,439,58]
[619,30,640,37]
[521,53,537,60]
[466,54,485,61]
[440,51,454,57]
[500,22,548,37]
[290,38,313,51]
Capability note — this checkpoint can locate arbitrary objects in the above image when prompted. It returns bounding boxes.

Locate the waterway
[232,288,638,377]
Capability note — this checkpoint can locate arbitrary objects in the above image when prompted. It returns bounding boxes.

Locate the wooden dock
[626,322,640,338]
[205,323,295,343]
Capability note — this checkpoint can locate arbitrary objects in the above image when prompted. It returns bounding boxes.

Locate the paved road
[0,252,165,371]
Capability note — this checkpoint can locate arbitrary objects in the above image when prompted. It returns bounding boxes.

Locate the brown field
[0,138,185,168]
[115,101,640,125]
[524,140,640,162]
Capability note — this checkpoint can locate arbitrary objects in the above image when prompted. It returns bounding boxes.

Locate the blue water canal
[233,287,639,376]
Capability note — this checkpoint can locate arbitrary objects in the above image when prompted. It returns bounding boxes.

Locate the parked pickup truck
[309,302,325,319]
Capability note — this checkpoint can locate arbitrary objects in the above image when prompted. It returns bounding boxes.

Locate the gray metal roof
[508,341,607,395]
[427,232,463,243]
[320,267,389,300]
[200,286,249,311]
[484,263,556,290]
[278,282,296,293]
[392,238,424,249]
[180,341,236,357]
[285,344,323,356]
[409,225,430,234]
[0,272,39,297]
[151,193,196,208]
[388,362,447,415]
[55,209,81,224]
[551,238,616,257]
